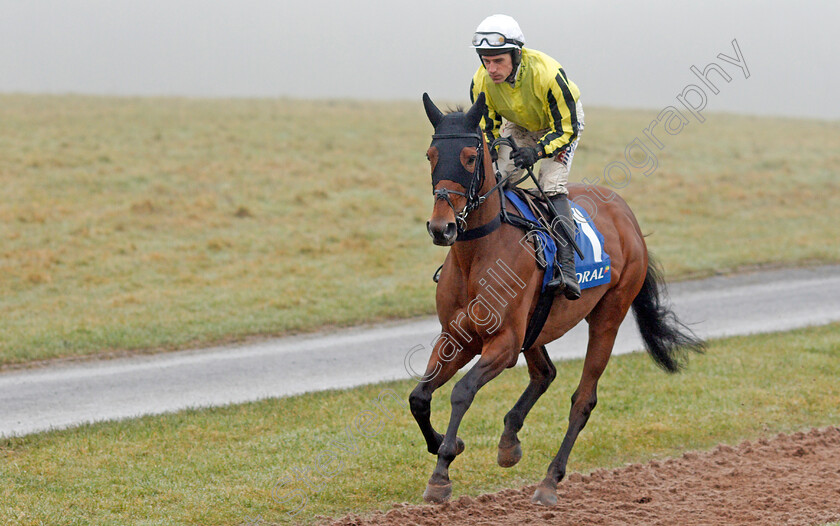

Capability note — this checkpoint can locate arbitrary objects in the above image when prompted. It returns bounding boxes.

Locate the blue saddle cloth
[504,190,611,291]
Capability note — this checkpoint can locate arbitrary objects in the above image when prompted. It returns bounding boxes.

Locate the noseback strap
[431,133,482,140]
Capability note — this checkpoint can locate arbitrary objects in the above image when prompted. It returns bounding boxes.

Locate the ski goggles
[471,32,521,48]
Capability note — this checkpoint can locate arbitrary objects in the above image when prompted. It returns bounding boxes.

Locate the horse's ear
[465,92,486,131]
[423,92,444,128]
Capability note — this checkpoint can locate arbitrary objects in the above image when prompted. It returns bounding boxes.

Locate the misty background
[1,0,838,119]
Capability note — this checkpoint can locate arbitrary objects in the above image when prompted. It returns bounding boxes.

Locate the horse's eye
[468,155,477,164]
[426,154,430,161]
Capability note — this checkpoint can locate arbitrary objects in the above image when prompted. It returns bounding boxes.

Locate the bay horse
[409,92,705,506]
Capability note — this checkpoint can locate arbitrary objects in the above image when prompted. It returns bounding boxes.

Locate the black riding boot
[546,194,581,300]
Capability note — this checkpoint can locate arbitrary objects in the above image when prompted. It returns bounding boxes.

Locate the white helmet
[471,14,525,53]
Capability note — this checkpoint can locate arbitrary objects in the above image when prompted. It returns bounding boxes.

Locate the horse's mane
[446,105,466,115]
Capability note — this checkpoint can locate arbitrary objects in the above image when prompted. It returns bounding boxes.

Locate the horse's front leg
[409,335,477,456]
[498,345,556,468]
[423,333,518,503]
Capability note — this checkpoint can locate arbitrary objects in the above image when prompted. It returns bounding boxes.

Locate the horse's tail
[631,256,706,373]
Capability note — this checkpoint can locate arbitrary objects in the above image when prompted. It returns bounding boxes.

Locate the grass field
[1,94,839,366]
[1,323,839,525]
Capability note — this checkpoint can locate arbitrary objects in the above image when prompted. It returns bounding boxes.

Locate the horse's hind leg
[498,345,556,468]
[532,298,629,507]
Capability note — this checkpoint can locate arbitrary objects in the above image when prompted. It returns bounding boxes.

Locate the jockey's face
[481,53,513,83]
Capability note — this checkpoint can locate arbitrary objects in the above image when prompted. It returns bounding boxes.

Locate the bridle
[431,132,519,241]
[431,131,487,233]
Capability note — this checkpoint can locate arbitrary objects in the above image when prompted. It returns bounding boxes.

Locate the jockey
[470,14,584,300]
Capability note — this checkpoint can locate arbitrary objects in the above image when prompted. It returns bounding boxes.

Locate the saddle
[502,187,557,271]
[503,187,611,292]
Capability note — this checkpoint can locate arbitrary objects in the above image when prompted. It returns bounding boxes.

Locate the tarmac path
[2,265,839,438]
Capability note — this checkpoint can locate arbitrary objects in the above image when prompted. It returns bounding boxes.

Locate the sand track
[326,427,840,526]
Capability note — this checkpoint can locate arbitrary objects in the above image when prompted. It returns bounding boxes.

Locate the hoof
[531,484,557,507]
[497,442,522,468]
[423,482,452,504]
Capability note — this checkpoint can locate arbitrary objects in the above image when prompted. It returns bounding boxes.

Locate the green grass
[2,94,839,366]
[2,323,839,525]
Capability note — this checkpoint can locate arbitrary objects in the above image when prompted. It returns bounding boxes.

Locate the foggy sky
[1,0,838,119]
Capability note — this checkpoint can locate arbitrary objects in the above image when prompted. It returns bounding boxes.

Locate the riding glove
[511,146,541,169]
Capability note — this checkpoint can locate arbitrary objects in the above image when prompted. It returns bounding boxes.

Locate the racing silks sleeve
[470,79,502,144]
[536,67,580,158]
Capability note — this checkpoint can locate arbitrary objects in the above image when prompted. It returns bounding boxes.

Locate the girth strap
[520,286,556,352]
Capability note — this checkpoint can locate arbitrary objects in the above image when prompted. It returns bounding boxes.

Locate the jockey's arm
[536,70,580,159]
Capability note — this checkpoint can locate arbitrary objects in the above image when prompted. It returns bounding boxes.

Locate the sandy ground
[324,426,840,526]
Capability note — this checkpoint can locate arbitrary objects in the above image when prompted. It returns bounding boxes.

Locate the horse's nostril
[427,219,457,245]
[445,223,457,239]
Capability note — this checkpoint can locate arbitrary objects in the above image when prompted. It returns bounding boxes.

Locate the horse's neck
[463,140,501,231]
[451,141,503,274]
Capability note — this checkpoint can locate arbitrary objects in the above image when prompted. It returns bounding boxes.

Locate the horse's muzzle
[427,220,457,246]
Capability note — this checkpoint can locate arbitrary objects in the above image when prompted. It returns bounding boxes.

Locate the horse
[409,92,705,506]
